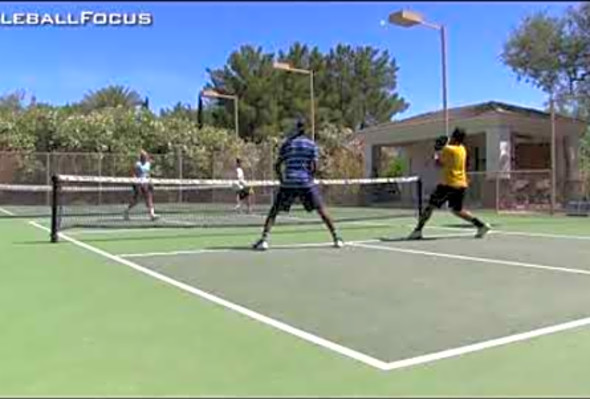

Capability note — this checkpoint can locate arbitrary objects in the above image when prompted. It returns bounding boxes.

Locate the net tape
[54,174,421,188]
[1,175,420,194]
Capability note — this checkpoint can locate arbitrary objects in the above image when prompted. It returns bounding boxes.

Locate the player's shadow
[440,223,498,229]
[21,222,389,244]
[379,234,475,242]
[202,244,343,252]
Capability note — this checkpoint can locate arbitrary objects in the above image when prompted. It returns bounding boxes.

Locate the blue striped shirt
[278,135,318,188]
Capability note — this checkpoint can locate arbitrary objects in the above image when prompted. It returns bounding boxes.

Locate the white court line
[67,227,176,235]
[383,315,590,371]
[0,207,15,216]
[118,233,475,258]
[350,242,590,277]
[117,239,381,258]
[27,220,590,372]
[120,248,235,258]
[426,225,590,241]
[28,221,390,371]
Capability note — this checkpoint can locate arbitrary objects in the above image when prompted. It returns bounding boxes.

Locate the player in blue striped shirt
[253,120,343,250]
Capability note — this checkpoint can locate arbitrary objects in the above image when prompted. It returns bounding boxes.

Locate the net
[47,174,423,242]
[0,183,53,217]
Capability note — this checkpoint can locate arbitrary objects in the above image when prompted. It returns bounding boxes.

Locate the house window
[514,143,550,169]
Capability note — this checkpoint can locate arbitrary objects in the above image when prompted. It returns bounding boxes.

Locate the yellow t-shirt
[440,144,468,188]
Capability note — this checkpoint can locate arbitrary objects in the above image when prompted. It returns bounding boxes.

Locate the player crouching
[408,128,490,240]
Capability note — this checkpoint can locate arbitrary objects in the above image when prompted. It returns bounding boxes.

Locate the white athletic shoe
[253,238,269,251]
[407,229,423,240]
[334,237,344,248]
[150,213,160,221]
[475,223,491,238]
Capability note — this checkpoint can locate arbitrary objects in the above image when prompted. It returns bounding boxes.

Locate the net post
[50,174,60,243]
[417,177,423,219]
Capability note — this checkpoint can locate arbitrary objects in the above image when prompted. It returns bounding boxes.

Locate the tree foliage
[501,3,590,101]
[79,85,144,112]
[0,41,413,181]
[205,42,408,141]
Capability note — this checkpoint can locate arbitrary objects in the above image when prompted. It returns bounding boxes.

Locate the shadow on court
[378,234,477,242]
[18,222,397,245]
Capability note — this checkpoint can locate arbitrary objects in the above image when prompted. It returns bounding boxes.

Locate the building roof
[358,100,584,135]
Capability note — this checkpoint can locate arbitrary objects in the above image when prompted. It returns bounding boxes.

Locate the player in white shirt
[124,150,158,221]
[235,158,253,213]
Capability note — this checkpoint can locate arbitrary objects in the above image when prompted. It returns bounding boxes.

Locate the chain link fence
[0,147,584,214]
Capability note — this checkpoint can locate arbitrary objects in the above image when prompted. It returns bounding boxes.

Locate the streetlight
[273,61,315,141]
[200,89,239,138]
[389,10,449,137]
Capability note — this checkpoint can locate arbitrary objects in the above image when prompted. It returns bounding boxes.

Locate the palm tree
[80,85,143,111]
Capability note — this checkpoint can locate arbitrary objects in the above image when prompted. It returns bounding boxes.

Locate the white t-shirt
[135,161,151,183]
[236,167,245,189]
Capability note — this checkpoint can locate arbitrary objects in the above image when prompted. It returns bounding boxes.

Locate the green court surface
[3,209,590,396]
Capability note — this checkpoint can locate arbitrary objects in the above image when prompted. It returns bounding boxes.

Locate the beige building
[357,101,587,209]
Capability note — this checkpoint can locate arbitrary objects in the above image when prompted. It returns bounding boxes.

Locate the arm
[275,142,287,183]
[433,136,448,168]
[310,159,317,176]
[310,144,319,177]
[274,160,283,183]
[434,146,449,169]
[434,152,444,168]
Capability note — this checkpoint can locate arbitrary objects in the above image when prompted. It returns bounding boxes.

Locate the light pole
[200,89,239,138]
[389,10,449,137]
[273,61,315,141]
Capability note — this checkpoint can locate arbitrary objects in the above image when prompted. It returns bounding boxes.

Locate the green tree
[79,85,144,112]
[501,3,590,197]
[501,4,590,103]
[205,42,408,140]
[206,45,279,142]
[0,90,27,113]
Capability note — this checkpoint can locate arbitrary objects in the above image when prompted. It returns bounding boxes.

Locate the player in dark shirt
[252,120,343,250]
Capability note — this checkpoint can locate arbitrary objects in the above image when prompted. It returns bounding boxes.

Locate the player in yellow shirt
[408,127,490,239]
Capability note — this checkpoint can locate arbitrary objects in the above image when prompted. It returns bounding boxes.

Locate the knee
[423,205,434,216]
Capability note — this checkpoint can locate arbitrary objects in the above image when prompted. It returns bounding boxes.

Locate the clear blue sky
[0,1,577,119]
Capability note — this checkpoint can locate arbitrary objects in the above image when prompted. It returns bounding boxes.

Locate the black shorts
[274,185,323,213]
[428,184,466,212]
[237,187,251,200]
[132,183,154,199]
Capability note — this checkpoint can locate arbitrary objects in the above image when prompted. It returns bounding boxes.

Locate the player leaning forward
[252,120,344,250]
[408,127,491,239]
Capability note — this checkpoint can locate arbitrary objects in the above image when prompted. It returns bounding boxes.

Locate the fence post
[177,147,183,203]
[45,152,51,206]
[495,171,500,213]
[98,153,103,206]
